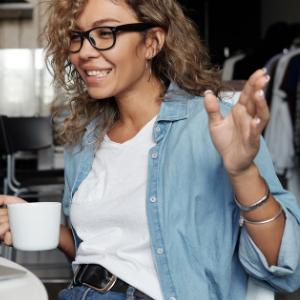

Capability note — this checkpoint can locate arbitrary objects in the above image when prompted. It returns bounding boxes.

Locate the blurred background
[0,0,299,299]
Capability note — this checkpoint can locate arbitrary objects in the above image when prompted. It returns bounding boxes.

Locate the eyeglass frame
[69,22,157,53]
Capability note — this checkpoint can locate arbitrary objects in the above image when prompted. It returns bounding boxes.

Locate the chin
[87,86,114,100]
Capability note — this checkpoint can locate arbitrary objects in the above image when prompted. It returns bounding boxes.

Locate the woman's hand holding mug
[0,195,26,246]
[0,195,61,251]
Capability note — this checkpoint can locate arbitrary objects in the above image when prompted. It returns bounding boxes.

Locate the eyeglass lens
[69,27,115,52]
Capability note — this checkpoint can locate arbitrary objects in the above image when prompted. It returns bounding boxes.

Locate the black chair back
[0,116,53,154]
[0,115,64,198]
[0,116,8,155]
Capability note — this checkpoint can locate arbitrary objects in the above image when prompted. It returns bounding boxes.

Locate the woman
[1,0,300,299]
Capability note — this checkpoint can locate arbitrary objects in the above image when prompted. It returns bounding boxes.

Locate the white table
[0,257,48,300]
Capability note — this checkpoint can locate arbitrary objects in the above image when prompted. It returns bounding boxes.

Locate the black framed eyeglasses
[69,23,156,53]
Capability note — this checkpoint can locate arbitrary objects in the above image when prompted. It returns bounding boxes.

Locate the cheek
[110,45,146,75]
[112,35,146,65]
[69,55,79,69]
[69,55,85,79]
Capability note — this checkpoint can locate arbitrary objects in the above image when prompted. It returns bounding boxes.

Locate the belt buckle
[82,272,118,293]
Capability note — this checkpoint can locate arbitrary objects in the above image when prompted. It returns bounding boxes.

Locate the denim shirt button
[151,152,158,159]
[156,248,164,255]
[150,196,157,203]
[169,297,176,300]
[155,126,161,132]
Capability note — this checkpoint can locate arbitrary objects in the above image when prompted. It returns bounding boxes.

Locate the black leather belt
[72,264,154,300]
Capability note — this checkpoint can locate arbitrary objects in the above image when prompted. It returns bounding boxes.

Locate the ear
[144,27,166,60]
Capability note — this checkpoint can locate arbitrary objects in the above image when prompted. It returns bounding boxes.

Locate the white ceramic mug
[7,202,61,251]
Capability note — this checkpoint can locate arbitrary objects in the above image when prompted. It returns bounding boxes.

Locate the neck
[114,77,164,130]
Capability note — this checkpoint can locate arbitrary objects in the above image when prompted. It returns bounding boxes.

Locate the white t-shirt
[70,115,163,300]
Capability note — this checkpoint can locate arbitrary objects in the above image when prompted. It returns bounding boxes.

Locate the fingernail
[204,90,214,96]
[265,74,270,82]
[261,67,267,74]
[255,117,261,124]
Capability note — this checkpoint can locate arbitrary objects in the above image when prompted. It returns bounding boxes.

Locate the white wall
[0,49,54,116]
[0,0,46,48]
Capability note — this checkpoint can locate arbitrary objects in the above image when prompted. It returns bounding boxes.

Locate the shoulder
[64,118,100,155]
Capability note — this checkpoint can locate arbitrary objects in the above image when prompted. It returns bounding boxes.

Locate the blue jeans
[58,285,148,300]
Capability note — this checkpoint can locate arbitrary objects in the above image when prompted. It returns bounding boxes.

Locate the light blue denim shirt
[63,83,300,300]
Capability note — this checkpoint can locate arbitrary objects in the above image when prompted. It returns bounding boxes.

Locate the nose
[78,38,101,60]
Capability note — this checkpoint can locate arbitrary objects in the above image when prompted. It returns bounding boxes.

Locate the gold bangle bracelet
[239,206,284,226]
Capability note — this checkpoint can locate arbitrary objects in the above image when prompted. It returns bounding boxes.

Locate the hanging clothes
[295,76,300,159]
[264,53,285,107]
[222,53,245,80]
[264,48,300,176]
[280,54,300,127]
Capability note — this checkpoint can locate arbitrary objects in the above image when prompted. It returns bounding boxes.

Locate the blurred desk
[0,257,48,300]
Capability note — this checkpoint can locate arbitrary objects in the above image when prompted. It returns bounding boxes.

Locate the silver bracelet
[239,206,284,226]
[234,178,270,212]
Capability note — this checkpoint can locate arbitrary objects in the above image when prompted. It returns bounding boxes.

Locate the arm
[204,70,300,292]
[204,69,286,266]
[0,195,76,260]
[58,224,76,261]
[238,137,300,292]
[229,163,285,266]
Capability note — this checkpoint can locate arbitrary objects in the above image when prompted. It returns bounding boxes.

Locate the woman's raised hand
[0,195,26,246]
[204,69,270,177]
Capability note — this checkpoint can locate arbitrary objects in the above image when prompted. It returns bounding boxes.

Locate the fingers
[0,196,14,246]
[0,213,8,223]
[0,196,25,246]
[0,195,26,206]
[0,231,13,246]
[204,90,224,126]
[0,207,8,216]
[0,212,12,246]
[253,89,270,127]
[0,222,9,235]
[0,195,5,207]
[0,206,9,234]
[241,91,268,149]
[4,231,12,245]
[240,68,269,103]
[243,88,269,139]
[239,68,270,117]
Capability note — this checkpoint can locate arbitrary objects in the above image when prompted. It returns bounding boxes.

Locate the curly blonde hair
[44,0,224,145]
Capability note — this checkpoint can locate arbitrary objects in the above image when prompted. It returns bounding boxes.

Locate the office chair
[0,118,7,194]
[0,115,64,199]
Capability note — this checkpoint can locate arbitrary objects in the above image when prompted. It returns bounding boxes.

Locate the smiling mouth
[85,69,112,79]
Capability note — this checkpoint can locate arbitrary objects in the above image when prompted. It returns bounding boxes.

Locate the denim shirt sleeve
[238,138,300,292]
[239,211,300,292]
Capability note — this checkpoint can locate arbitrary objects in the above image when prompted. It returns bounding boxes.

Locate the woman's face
[69,0,151,100]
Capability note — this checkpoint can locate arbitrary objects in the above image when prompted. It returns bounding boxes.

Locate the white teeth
[86,70,111,77]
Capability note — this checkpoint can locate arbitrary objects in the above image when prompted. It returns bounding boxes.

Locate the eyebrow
[74,18,121,30]
[92,18,121,27]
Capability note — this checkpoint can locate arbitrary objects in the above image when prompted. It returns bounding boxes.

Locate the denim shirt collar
[81,81,194,147]
[157,81,193,122]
